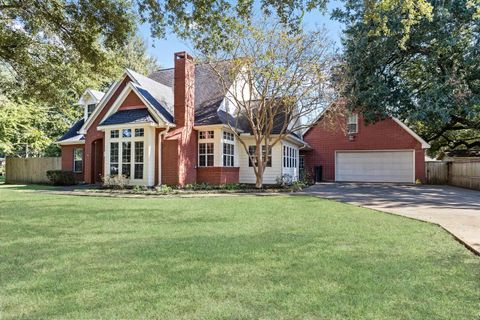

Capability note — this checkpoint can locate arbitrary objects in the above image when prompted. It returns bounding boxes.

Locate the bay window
[134,141,144,179]
[283,145,297,168]
[222,131,235,167]
[108,128,145,180]
[122,142,131,177]
[199,143,214,167]
[110,142,119,175]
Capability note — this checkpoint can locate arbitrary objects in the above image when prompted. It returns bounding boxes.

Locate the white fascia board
[79,76,124,134]
[392,117,430,149]
[57,140,85,146]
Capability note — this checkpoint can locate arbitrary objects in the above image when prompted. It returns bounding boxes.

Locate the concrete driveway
[304,183,480,255]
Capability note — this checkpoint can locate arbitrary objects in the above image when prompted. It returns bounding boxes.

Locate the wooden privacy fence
[425,160,480,190]
[5,157,61,184]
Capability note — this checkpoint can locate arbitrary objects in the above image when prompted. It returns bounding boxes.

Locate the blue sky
[138,1,344,68]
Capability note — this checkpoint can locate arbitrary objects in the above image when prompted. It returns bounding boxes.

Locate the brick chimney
[174,51,195,128]
[173,51,196,185]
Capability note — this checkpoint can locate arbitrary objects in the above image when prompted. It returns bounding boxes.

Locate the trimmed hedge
[46,170,77,186]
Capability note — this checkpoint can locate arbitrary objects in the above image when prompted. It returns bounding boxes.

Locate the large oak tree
[334,0,480,154]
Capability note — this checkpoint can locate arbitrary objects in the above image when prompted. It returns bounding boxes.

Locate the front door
[91,139,104,183]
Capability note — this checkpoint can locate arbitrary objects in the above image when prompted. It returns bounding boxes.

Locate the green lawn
[1,185,479,319]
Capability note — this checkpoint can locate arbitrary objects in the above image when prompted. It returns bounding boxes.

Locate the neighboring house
[57,52,305,186]
[301,111,430,183]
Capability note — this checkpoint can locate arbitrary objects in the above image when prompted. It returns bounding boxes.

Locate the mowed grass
[0,185,479,319]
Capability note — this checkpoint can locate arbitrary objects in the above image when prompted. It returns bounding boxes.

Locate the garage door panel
[336,151,414,183]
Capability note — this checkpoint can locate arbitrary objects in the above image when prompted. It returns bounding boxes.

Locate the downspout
[158,126,171,185]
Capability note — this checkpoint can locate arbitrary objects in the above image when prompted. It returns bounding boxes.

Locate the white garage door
[336,151,414,183]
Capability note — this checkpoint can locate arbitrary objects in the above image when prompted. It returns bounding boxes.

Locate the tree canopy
[334,0,480,154]
[201,19,334,187]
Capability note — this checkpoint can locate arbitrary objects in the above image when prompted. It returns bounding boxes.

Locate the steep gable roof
[89,89,106,101]
[126,69,174,113]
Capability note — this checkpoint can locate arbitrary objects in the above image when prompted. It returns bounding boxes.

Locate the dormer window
[347,114,358,134]
[87,104,96,117]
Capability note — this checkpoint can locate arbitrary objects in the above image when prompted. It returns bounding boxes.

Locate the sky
[138,1,344,69]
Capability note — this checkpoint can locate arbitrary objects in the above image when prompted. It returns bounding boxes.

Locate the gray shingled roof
[100,109,157,126]
[58,119,85,143]
[131,83,174,123]
[149,61,235,126]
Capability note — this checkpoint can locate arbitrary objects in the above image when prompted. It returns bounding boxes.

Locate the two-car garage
[302,114,430,183]
[335,150,415,183]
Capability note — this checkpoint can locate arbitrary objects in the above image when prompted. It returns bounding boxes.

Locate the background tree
[201,19,335,187]
[333,0,480,155]
[0,34,159,157]
[0,0,136,107]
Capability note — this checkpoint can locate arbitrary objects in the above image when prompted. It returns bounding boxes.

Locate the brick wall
[83,76,131,183]
[118,91,146,111]
[197,167,240,184]
[303,115,425,182]
[162,139,179,185]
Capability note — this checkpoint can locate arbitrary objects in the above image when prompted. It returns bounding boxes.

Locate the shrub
[46,170,77,186]
[132,185,148,193]
[276,174,294,187]
[155,185,173,194]
[102,175,129,189]
[289,180,306,192]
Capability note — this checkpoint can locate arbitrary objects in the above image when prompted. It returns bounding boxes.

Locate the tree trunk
[255,146,264,188]
[255,172,263,189]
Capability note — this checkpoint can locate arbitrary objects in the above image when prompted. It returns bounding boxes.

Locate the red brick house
[57,52,306,186]
[301,111,430,183]
[58,51,429,186]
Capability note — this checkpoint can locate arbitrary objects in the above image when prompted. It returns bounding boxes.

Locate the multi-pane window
[222,131,235,167]
[73,148,83,172]
[283,146,297,168]
[248,145,272,167]
[199,130,214,139]
[347,114,358,134]
[110,142,119,175]
[135,128,144,137]
[223,143,234,167]
[87,104,96,117]
[223,131,234,141]
[299,156,305,169]
[121,142,131,177]
[134,141,144,179]
[122,128,132,138]
[109,128,146,180]
[199,143,214,167]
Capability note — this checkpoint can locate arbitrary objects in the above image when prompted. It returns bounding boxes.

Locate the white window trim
[222,130,235,167]
[198,142,215,167]
[347,114,358,134]
[283,145,298,168]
